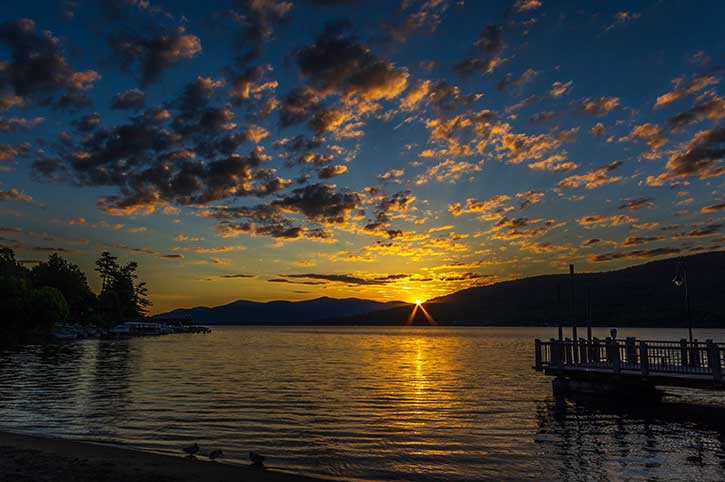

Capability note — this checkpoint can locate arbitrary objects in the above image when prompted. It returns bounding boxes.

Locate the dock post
[579,337,588,365]
[640,341,649,376]
[535,339,542,370]
[613,342,621,374]
[625,337,638,365]
[707,340,722,382]
[691,339,701,368]
[564,338,572,365]
[591,337,600,364]
[551,338,563,368]
[606,337,621,373]
[680,339,689,367]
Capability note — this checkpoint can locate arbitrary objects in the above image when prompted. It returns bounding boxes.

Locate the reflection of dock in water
[535,390,725,481]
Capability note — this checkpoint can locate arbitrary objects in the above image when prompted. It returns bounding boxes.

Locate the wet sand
[0,431,334,482]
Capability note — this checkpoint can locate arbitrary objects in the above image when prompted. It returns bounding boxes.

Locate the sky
[0,0,724,313]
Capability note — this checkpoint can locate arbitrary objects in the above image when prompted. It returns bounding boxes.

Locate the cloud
[0,188,33,203]
[383,0,450,43]
[0,116,44,132]
[109,26,202,85]
[591,247,681,262]
[294,21,409,102]
[416,159,482,184]
[621,123,667,157]
[281,273,387,285]
[513,0,542,12]
[550,80,573,97]
[0,143,30,162]
[528,153,578,171]
[591,122,605,138]
[654,75,719,109]
[452,24,506,77]
[0,19,100,108]
[448,194,511,217]
[557,161,623,189]
[377,169,405,181]
[516,190,545,208]
[701,202,725,214]
[497,128,562,165]
[225,0,293,56]
[318,164,348,179]
[219,273,255,279]
[74,113,101,132]
[618,197,654,211]
[576,96,620,116]
[671,223,721,239]
[622,235,664,246]
[667,93,725,130]
[498,68,538,94]
[576,214,635,228]
[271,183,360,224]
[399,79,431,111]
[111,88,146,110]
[647,127,725,185]
[604,11,641,32]
[268,278,325,285]
[528,111,558,124]
[489,217,562,241]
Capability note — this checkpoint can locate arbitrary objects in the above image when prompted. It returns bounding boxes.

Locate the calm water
[2,326,725,481]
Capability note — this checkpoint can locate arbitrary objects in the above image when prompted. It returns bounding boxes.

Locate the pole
[685,265,692,345]
[570,264,578,363]
[569,264,576,340]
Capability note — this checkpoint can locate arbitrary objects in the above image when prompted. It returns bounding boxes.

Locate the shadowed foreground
[0,431,332,482]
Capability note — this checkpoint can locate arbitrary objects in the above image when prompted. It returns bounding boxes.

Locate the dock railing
[535,337,725,383]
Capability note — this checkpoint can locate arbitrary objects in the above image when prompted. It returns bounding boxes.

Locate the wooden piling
[639,341,649,376]
[707,340,722,382]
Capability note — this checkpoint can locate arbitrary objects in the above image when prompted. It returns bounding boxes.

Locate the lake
[2,326,725,481]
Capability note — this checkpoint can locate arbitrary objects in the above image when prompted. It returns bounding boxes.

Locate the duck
[249,451,266,467]
[183,443,200,458]
[208,449,224,462]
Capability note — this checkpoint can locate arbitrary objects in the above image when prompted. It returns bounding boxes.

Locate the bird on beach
[208,449,224,462]
[183,443,200,458]
[249,451,266,468]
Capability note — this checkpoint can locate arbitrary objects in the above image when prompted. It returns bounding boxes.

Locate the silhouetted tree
[0,248,31,341]
[31,254,97,322]
[0,249,72,342]
[95,252,151,321]
[23,287,69,335]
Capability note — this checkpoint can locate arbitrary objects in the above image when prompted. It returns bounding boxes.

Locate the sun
[415,299,422,306]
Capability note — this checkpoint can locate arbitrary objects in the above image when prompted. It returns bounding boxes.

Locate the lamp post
[672,260,692,345]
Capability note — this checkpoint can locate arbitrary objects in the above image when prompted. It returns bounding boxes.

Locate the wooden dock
[534,337,725,390]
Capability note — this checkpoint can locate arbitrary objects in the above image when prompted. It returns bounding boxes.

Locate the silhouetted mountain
[346,251,725,326]
[155,296,406,324]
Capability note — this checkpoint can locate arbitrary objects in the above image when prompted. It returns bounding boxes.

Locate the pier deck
[534,337,725,390]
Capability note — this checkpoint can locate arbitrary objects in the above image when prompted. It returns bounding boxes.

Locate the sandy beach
[0,431,335,482]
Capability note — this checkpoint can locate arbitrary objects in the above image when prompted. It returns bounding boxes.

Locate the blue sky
[1,0,724,312]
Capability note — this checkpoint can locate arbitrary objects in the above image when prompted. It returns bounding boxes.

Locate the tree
[0,248,31,342]
[95,252,152,321]
[31,254,97,322]
[23,287,69,335]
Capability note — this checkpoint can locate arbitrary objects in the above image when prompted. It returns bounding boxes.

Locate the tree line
[0,248,151,344]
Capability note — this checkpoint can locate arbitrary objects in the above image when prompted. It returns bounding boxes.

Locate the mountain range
[157,251,725,326]
[156,297,405,324]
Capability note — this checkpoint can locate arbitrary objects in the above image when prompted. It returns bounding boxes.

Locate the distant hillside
[156,296,406,324]
[347,251,725,326]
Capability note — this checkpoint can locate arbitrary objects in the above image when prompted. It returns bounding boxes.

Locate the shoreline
[0,430,337,482]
